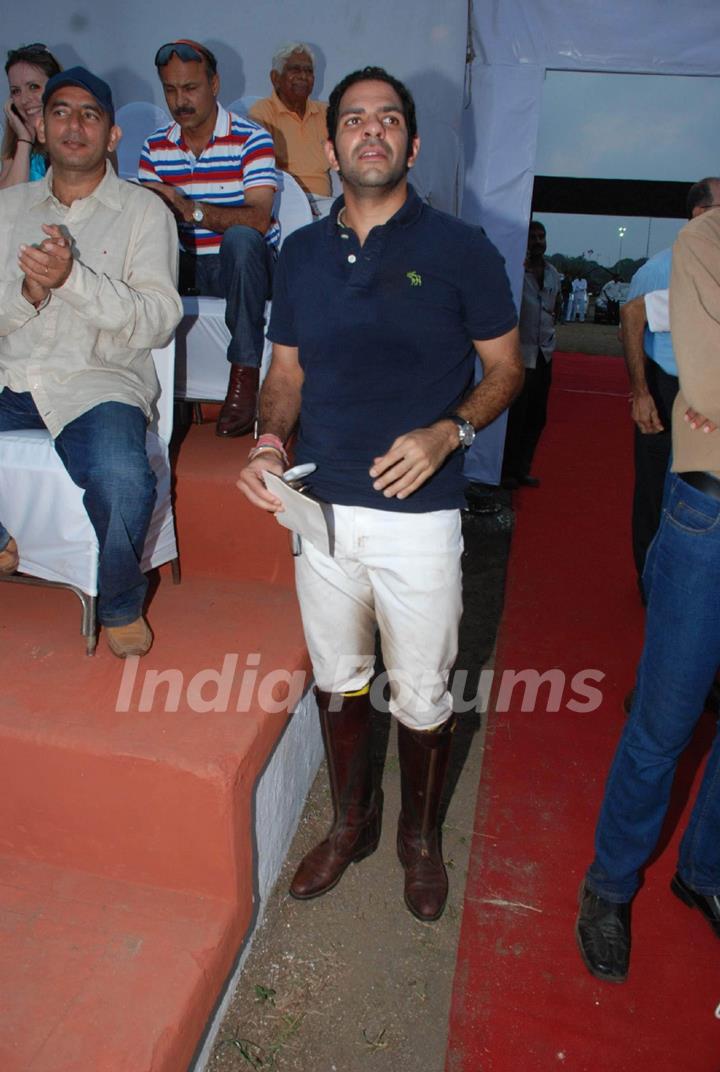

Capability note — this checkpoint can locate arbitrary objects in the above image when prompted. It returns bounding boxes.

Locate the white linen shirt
[518,259,561,369]
[0,163,183,436]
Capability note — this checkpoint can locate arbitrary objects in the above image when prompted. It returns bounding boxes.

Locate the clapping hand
[19,224,73,306]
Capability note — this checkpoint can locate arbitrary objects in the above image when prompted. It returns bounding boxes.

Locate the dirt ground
[202,321,622,1072]
[556,315,623,358]
[205,505,514,1072]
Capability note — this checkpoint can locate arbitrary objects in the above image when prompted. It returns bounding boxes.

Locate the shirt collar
[30,161,123,213]
[168,101,229,149]
[270,88,323,119]
[328,182,424,236]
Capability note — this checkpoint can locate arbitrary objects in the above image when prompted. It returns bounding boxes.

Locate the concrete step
[0,422,319,1069]
[0,852,235,1072]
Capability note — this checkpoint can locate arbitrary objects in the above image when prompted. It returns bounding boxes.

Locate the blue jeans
[587,471,720,902]
[179,226,274,367]
[0,390,156,626]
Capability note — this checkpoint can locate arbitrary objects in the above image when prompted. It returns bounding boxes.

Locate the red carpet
[447,353,720,1071]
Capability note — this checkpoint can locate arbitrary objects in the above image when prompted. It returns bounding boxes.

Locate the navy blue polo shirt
[268,185,517,512]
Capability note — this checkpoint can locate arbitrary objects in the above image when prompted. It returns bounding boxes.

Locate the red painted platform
[0,425,310,1071]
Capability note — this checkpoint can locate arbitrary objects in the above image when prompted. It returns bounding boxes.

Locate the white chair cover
[174,298,232,401]
[174,172,314,402]
[275,169,315,240]
[115,102,171,180]
[0,343,178,641]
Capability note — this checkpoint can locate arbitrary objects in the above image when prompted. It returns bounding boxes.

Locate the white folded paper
[264,471,332,557]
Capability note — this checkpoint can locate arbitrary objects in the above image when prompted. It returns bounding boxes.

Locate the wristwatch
[448,414,476,450]
[192,204,205,224]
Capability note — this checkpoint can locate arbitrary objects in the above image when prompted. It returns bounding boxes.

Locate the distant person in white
[568,276,588,322]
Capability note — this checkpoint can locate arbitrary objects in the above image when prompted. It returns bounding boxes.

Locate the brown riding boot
[397,716,455,922]
[216,365,259,437]
[290,689,381,900]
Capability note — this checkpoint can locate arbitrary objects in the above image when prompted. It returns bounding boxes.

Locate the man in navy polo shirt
[238,67,522,921]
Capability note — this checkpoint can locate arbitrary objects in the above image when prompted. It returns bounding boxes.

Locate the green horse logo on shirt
[406,270,422,287]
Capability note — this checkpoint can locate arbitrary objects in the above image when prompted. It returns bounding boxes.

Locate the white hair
[271,43,316,74]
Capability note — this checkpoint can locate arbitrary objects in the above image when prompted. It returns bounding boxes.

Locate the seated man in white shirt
[0,67,182,657]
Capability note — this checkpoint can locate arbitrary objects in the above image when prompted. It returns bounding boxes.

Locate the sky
[534,71,720,267]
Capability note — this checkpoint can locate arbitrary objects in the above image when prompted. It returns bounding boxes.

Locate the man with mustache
[140,40,278,437]
[238,67,522,921]
[0,67,182,656]
[501,219,562,490]
[249,43,332,215]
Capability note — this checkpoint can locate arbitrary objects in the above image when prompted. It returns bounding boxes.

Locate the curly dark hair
[326,66,417,159]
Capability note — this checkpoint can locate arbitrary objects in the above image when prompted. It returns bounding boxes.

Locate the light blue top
[627,248,677,376]
[28,152,46,182]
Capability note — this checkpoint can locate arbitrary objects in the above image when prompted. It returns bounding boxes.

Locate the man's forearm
[258,365,303,443]
[52,208,183,348]
[620,299,650,394]
[198,201,271,236]
[623,338,650,395]
[142,180,272,236]
[454,359,524,431]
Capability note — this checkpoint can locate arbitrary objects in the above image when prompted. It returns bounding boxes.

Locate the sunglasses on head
[154,41,217,72]
[7,42,49,62]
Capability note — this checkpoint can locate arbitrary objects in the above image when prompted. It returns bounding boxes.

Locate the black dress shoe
[575,882,630,982]
[465,482,503,516]
[671,872,720,937]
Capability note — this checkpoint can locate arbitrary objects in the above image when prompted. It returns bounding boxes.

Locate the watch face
[193,207,203,223]
[459,422,475,448]
[450,414,475,448]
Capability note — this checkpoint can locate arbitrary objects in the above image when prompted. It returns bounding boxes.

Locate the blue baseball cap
[42,66,115,123]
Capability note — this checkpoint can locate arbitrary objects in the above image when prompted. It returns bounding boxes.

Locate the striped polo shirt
[138,103,279,254]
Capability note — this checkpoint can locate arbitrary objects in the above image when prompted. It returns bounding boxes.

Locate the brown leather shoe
[0,537,18,573]
[397,716,455,922]
[216,365,259,437]
[290,689,381,900]
[105,616,153,658]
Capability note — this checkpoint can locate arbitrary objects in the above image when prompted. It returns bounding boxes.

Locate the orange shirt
[249,91,330,197]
